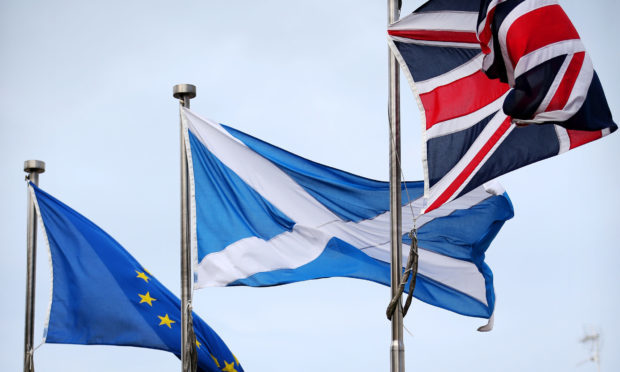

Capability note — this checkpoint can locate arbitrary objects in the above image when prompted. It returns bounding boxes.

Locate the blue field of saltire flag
[388,0,616,213]
[182,107,514,323]
[30,183,242,372]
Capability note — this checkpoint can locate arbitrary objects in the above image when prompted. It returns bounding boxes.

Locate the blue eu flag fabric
[31,183,242,372]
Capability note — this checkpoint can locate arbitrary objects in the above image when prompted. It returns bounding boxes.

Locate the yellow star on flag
[135,270,150,283]
[138,292,156,306]
[221,360,238,372]
[210,354,220,368]
[195,339,201,349]
[158,314,175,328]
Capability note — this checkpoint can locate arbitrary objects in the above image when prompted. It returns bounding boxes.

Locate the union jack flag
[388,0,616,213]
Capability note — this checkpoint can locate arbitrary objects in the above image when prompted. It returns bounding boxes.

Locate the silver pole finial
[173,84,197,108]
[24,160,45,175]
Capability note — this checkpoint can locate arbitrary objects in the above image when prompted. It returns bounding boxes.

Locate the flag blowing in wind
[31,183,242,372]
[183,108,514,320]
[477,0,615,130]
[388,0,616,213]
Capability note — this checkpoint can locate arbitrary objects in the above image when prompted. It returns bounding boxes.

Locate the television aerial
[576,327,601,372]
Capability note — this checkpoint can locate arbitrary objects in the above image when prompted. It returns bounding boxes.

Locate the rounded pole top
[173,84,197,99]
[23,160,45,174]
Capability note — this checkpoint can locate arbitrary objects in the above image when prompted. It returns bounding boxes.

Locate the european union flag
[31,183,242,372]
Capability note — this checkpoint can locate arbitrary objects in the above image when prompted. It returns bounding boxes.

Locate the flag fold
[477,0,615,131]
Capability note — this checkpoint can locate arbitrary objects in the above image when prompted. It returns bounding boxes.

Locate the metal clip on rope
[385,228,419,320]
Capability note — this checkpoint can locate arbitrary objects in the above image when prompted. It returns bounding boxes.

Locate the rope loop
[385,228,419,320]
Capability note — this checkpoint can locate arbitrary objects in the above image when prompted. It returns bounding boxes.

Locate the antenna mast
[578,330,601,372]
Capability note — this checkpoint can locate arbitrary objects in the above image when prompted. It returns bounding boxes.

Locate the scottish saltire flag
[388,0,616,213]
[182,108,514,321]
[30,184,242,372]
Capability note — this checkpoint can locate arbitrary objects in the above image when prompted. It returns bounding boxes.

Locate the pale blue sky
[1,1,618,371]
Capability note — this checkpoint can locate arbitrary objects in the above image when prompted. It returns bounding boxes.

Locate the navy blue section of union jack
[388,0,616,213]
[477,0,615,131]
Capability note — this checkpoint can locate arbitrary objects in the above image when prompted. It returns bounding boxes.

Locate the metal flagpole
[387,0,404,371]
[173,84,197,372]
[23,159,45,372]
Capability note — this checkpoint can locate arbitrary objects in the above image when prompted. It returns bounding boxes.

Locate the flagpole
[173,84,197,372]
[387,1,404,372]
[23,160,45,372]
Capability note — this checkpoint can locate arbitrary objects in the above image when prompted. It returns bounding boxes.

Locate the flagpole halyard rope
[402,229,418,316]
[385,103,420,321]
[32,341,44,353]
[386,228,419,320]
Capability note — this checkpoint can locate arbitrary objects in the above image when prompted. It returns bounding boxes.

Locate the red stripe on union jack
[388,29,479,44]
[426,116,512,213]
[420,71,508,129]
[546,52,585,112]
[505,4,580,67]
[567,129,603,150]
